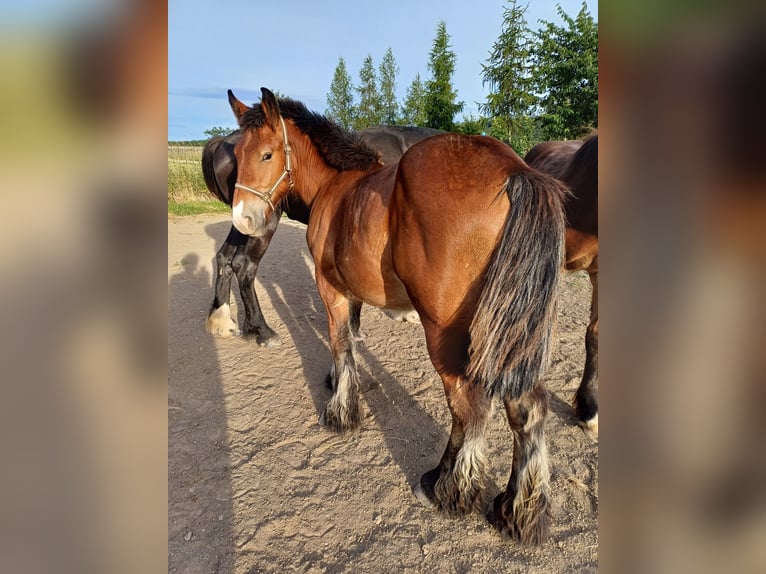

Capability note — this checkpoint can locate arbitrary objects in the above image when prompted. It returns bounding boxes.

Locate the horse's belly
[336,249,413,310]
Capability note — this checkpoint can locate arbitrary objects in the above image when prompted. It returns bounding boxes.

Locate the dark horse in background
[202,125,443,346]
[525,134,598,434]
[227,88,567,545]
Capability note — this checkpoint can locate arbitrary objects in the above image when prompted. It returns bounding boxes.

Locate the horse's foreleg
[233,232,280,347]
[206,226,240,338]
[489,383,552,545]
[317,276,361,433]
[416,373,492,515]
[574,269,598,434]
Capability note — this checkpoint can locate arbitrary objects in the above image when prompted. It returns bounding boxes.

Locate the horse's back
[359,125,444,165]
[524,140,581,180]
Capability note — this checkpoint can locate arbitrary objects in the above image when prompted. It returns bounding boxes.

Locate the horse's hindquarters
[389,135,516,326]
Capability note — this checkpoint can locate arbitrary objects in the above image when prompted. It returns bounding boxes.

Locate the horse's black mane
[238,97,380,171]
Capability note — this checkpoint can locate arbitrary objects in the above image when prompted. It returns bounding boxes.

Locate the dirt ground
[168,214,598,574]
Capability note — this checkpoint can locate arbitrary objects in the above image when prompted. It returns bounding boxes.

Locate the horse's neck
[291,142,344,209]
[288,133,376,215]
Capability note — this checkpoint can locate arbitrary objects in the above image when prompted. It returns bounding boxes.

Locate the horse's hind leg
[317,276,362,432]
[416,372,492,514]
[574,268,598,433]
[488,383,552,545]
[206,225,241,338]
[233,229,280,347]
[415,320,492,514]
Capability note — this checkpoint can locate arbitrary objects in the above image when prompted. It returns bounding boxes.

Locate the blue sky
[169,0,597,140]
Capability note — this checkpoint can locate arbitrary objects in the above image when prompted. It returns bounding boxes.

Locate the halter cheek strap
[234,116,294,212]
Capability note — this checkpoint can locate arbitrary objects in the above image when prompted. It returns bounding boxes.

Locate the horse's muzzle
[232,199,267,237]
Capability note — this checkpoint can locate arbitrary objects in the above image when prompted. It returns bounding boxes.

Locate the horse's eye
[262,152,272,161]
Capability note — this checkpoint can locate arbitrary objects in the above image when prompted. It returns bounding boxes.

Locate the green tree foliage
[326,57,356,130]
[532,2,598,140]
[424,21,464,131]
[401,73,428,126]
[354,54,383,129]
[480,0,537,153]
[453,115,483,135]
[379,48,400,125]
[203,126,235,139]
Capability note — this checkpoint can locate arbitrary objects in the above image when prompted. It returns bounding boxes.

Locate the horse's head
[228,87,293,236]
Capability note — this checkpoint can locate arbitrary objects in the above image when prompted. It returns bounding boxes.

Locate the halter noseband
[234,116,294,212]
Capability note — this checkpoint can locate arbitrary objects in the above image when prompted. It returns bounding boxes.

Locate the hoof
[206,304,240,338]
[351,329,366,342]
[577,413,598,439]
[414,468,440,509]
[242,326,282,348]
[381,308,421,324]
[321,404,361,434]
[414,484,436,509]
[487,492,551,546]
[573,396,598,438]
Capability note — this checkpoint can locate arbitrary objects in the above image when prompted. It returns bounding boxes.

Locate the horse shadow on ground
[168,251,234,574]
[204,220,449,497]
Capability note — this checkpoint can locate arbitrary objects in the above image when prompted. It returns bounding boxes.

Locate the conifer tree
[423,21,464,131]
[354,54,383,129]
[326,57,355,130]
[379,48,400,125]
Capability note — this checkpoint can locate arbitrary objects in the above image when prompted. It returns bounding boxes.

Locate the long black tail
[467,170,567,399]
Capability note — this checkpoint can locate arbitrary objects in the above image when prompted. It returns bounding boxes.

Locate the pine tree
[480,0,537,153]
[531,2,598,139]
[326,57,355,130]
[354,54,383,129]
[401,74,428,126]
[424,21,464,131]
[379,48,400,125]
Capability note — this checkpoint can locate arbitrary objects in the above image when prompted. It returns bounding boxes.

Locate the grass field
[168,145,223,213]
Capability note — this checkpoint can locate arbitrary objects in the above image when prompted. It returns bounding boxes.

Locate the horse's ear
[228,89,250,122]
[260,87,281,130]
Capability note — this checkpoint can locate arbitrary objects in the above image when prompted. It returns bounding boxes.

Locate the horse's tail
[467,170,567,400]
[201,135,230,205]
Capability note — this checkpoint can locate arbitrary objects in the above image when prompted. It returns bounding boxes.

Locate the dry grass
[168,145,210,204]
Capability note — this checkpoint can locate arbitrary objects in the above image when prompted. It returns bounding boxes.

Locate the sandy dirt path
[169,214,597,573]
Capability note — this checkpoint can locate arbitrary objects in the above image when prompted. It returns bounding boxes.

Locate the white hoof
[206,304,240,338]
[382,308,421,324]
[578,413,598,439]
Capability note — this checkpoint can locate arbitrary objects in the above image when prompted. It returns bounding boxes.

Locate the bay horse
[524,135,598,433]
[202,126,443,345]
[227,88,567,545]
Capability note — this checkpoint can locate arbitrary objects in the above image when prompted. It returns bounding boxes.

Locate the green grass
[168,145,210,204]
[168,200,230,216]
